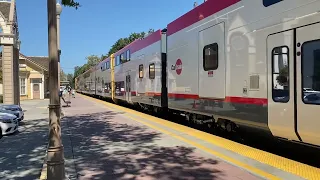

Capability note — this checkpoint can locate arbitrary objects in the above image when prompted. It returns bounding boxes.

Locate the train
[75,0,320,147]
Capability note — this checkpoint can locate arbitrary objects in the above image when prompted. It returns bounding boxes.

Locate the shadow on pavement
[64,111,223,180]
[0,118,48,180]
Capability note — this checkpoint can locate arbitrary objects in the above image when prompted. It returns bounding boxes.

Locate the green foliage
[107,32,145,56]
[148,29,155,33]
[61,0,80,9]
[73,29,154,84]
[100,54,107,61]
[60,69,67,81]
[86,55,101,67]
[66,73,74,88]
[276,65,288,86]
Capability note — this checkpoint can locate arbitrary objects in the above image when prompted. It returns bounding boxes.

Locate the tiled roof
[0,52,49,71]
[18,53,49,71]
[28,56,49,71]
[0,1,11,20]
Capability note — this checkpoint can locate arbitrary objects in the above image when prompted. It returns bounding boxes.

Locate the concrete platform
[41,94,320,180]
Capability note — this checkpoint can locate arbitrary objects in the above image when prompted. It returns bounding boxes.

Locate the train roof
[113,29,162,57]
[96,29,162,68]
[167,0,240,36]
[98,56,110,67]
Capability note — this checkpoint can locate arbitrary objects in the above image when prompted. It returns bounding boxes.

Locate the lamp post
[17,40,21,50]
[47,0,65,179]
[56,2,62,89]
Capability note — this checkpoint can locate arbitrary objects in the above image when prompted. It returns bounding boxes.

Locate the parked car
[0,104,24,121]
[0,112,19,138]
[0,107,19,118]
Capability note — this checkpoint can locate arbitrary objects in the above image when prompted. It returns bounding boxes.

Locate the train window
[203,43,218,71]
[126,50,130,61]
[149,63,155,79]
[107,61,110,69]
[116,55,120,66]
[139,64,143,78]
[301,40,320,105]
[263,0,283,7]
[272,46,289,103]
[120,53,125,64]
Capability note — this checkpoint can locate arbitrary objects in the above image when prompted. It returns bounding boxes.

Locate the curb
[39,146,48,180]
[39,109,65,180]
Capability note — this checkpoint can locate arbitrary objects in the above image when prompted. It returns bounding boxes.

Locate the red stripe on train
[167,0,241,36]
[134,92,267,105]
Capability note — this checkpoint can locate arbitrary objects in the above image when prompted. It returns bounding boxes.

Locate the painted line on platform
[80,94,320,180]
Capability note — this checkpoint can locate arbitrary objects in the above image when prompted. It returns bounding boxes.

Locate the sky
[17,0,204,74]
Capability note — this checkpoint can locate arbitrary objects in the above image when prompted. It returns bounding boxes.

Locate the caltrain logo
[175,59,182,75]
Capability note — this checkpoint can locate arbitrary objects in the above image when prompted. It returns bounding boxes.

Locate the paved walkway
[57,95,259,180]
[0,99,49,180]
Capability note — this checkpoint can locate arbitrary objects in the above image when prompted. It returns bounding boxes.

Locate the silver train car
[76,0,320,147]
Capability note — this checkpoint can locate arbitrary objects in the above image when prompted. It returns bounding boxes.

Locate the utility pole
[47,0,65,179]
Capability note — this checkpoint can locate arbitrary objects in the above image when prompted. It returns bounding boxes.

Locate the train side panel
[103,68,112,98]
[96,58,112,98]
[166,0,320,146]
[90,68,96,95]
[111,30,162,106]
[167,1,248,124]
[131,40,162,107]
[82,69,92,94]
[166,0,271,130]
[95,64,103,97]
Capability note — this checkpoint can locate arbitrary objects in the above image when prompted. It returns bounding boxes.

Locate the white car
[0,112,18,138]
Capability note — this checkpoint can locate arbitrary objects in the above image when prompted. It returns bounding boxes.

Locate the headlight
[2,119,12,123]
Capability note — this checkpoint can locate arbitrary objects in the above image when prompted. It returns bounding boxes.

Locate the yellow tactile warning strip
[80,94,320,180]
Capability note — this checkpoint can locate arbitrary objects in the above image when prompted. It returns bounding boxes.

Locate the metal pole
[57,13,61,88]
[56,5,61,104]
[47,0,65,179]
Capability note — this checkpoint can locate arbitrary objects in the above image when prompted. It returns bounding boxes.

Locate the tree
[276,65,288,87]
[61,0,80,9]
[66,73,73,81]
[73,29,154,85]
[86,55,101,66]
[100,54,107,61]
[107,32,146,56]
[148,29,155,33]
[60,69,67,81]
[66,73,74,88]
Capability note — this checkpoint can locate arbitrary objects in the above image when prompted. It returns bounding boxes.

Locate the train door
[296,23,320,145]
[125,72,131,102]
[198,22,226,99]
[267,23,320,146]
[267,30,298,142]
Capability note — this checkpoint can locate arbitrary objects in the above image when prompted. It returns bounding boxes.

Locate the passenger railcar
[75,0,320,147]
[96,57,112,98]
